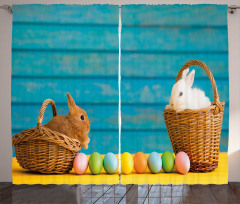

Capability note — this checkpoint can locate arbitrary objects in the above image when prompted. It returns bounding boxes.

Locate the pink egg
[175,151,190,175]
[73,153,88,175]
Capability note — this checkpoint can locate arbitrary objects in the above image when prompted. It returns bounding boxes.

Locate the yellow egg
[121,152,134,175]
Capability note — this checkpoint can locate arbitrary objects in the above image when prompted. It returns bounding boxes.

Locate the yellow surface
[12,153,228,185]
[121,153,228,185]
[12,155,119,185]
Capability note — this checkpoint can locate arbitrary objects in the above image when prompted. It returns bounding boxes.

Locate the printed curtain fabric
[121,5,228,184]
[11,5,119,184]
[12,4,228,185]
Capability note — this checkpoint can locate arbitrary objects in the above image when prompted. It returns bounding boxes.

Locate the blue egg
[148,152,162,174]
[103,152,118,174]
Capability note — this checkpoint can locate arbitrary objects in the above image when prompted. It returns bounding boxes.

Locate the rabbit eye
[80,115,84,120]
[179,92,183,96]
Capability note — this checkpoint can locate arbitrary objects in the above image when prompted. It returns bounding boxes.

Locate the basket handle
[37,99,57,127]
[176,60,223,112]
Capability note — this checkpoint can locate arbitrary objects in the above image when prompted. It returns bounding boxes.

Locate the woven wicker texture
[163,60,225,172]
[12,99,81,174]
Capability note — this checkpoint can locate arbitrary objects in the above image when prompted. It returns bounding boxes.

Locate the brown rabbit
[44,92,90,149]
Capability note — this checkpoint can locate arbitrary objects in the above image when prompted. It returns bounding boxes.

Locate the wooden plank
[121,130,228,154]
[12,24,118,50]
[0,183,15,202]
[11,103,228,131]
[126,184,138,203]
[121,131,172,154]
[122,5,227,26]
[11,103,229,132]
[121,78,229,103]
[191,184,218,203]
[13,5,119,24]
[12,130,119,157]
[122,53,228,78]
[229,182,240,200]
[210,184,239,203]
[219,133,230,152]
[0,183,12,189]
[11,184,78,204]
[11,78,118,103]
[122,104,229,130]
[121,27,227,52]
[122,105,166,129]
[11,104,118,130]
[12,128,228,157]
[12,51,118,77]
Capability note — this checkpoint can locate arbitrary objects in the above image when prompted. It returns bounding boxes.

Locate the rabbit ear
[186,69,195,87]
[67,92,76,110]
[182,68,189,79]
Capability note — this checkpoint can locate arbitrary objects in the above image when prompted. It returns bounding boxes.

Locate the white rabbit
[169,68,211,112]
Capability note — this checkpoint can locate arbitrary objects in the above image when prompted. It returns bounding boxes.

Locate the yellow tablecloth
[12,155,119,185]
[121,153,228,185]
[12,153,228,185]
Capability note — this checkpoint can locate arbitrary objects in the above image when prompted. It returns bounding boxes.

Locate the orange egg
[134,152,147,174]
[175,151,190,175]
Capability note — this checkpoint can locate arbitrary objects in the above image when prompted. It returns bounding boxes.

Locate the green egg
[161,151,175,173]
[89,152,103,175]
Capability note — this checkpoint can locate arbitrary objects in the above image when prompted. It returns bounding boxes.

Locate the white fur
[169,68,211,112]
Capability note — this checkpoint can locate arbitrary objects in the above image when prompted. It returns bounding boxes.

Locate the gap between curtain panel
[118,5,122,180]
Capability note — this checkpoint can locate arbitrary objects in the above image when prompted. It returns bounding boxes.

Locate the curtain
[121,5,228,184]
[12,4,119,184]
[12,4,228,185]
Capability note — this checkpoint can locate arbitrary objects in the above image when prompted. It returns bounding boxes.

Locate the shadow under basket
[12,99,81,174]
[163,60,225,172]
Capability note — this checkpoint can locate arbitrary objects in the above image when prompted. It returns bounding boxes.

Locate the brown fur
[44,93,90,149]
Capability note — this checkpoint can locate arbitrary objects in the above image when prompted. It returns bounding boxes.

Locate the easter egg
[103,152,118,174]
[148,152,162,174]
[134,152,147,174]
[121,152,134,175]
[175,151,190,175]
[89,152,103,175]
[73,153,88,175]
[161,151,174,173]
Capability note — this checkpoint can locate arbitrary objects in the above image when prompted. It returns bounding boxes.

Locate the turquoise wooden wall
[12,4,229,157]
[121,5,229,153]
[12,5,119,156]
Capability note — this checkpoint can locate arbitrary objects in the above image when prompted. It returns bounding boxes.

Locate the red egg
[175,151,190,175]
[134,152,147,174]
[73,153,88,175]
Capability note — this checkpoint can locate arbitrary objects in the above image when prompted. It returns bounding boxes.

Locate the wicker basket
[12,99,81,174]
[163,60,225,172]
